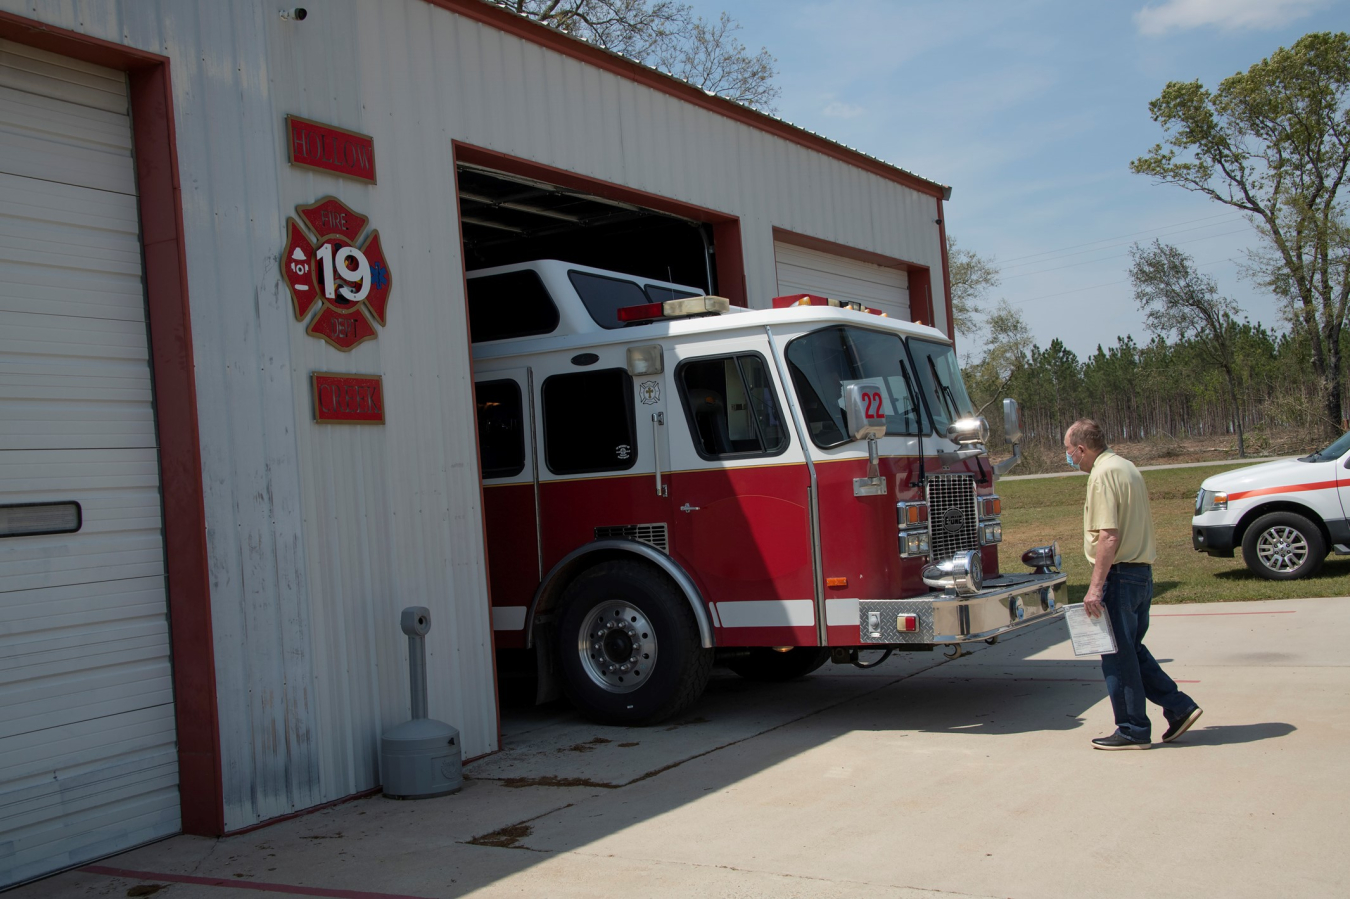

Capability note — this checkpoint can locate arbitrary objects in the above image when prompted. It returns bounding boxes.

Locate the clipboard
[1063,604,1117,656]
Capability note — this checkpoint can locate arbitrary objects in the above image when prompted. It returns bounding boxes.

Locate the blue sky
[684,0,1349,359]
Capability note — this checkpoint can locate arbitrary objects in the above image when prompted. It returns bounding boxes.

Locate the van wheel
[1241,512,1326,580]
[557,561,713,726]
[727,647,830,682]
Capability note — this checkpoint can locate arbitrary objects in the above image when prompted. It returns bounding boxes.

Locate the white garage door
[0,39,179,887]
[774,241,910,320]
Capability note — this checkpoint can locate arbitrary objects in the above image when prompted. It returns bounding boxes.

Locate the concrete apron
[15,597,1349,899]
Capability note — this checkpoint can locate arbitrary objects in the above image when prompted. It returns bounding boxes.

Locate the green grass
[999,462,1350,604]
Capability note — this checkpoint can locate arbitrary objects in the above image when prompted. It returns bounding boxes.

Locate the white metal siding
[0,0,951,830]
[773,242,911,320]
[0,40,179,887]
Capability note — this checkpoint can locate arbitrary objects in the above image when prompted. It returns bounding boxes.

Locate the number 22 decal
[862,390,885,419]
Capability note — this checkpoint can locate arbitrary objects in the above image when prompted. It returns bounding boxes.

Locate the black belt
[1111,561,1151,569]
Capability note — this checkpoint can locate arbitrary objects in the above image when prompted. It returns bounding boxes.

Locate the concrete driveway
[14,596,1348,899]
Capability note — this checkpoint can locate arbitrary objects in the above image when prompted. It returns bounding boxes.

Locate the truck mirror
[843,383,887,442]
[1002,397,1023,445]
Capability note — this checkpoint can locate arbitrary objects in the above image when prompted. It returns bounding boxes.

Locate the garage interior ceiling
[456,164,713,292]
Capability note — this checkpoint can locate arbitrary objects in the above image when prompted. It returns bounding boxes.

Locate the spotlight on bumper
[922,550,984,595]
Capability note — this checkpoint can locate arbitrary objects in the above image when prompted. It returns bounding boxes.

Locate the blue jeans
[1099,565,1195,742]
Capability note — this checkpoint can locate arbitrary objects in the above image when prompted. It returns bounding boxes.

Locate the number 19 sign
[281,196,392,351]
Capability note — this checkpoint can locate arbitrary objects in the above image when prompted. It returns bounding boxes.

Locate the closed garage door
[0,39,179,887]
[774,241,910,320]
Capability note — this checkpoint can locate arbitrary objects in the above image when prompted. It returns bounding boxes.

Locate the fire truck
[470,260,1067,725]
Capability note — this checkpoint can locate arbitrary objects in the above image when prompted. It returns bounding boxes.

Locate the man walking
[1064,418,1202,750]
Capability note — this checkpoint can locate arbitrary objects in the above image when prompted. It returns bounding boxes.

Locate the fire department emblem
[281,196,392,351]
[639,381,661,404]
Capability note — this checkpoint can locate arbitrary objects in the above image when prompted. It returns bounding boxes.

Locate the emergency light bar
[617,295,731,323]
[770,293,888,317]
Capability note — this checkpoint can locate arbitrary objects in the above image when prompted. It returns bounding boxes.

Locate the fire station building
[0,0,952,885]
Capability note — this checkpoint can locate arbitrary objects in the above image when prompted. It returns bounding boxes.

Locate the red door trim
[770,226,935,326]
[936,198,955,341]
[453,141,748,306]
[426,1,948,201]
[0,11,225,836]
[771,226,922,271]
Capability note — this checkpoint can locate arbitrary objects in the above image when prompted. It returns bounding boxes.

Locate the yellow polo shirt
[1083,451,1156,565]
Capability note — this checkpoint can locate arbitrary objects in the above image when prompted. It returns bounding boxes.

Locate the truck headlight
[980,522,1002,545]
[899,530,930,558]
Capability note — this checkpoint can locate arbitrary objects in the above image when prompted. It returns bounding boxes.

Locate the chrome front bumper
[857,570,1067,645]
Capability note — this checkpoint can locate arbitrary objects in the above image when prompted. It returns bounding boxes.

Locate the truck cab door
[666,348,817,646]
[474,368,538,647]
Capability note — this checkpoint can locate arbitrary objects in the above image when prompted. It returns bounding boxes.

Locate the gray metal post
[407,631,427,720]
[400,606,431,720]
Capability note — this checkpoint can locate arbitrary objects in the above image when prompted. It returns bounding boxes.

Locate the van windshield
[785,326,924,448]
[908,338,975,434]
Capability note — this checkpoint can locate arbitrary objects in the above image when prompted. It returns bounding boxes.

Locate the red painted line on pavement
[81,866,433,899]
[936,676,1200,684]
[1153,610,1297,617]
[1228,480,1338,501]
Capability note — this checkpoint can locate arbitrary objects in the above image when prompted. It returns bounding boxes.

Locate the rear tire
[1241,511,1326,580]
[726,647,830,682]
[556,561,713,726]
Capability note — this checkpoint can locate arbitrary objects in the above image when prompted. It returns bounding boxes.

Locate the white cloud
[1135,0,1331,35]
[822,99,866,119]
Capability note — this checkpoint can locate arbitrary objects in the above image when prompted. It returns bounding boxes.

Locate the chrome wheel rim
[1256,526,1308,573]
[577,600,657,693]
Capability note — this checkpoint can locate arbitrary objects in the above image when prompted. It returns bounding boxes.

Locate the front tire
[1241,511,1326,580]
[556,561,713,725]
[726,647,830,682]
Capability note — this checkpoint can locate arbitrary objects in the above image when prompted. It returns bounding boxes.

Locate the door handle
[680,503,700,513]
[652,412,668,498]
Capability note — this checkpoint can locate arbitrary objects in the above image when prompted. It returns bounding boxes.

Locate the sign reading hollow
[282,196,392,351]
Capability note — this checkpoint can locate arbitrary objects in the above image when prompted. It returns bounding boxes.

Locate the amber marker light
[826,577,848,588]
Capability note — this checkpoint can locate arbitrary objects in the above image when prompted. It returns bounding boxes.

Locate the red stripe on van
[1227,480,1339,501]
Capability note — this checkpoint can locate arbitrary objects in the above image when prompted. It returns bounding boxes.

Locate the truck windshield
[908,338,975,434]
[785,326,923,448]
[1302,430,1350,462]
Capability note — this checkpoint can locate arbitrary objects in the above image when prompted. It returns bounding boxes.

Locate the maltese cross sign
[281,196,392,350]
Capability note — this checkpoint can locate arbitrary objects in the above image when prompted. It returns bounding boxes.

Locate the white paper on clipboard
[1064,604,1117,656]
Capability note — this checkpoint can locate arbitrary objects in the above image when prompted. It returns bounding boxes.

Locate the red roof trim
[425,1,949,200]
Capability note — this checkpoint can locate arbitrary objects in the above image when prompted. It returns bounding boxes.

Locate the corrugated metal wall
[1,0,948,830]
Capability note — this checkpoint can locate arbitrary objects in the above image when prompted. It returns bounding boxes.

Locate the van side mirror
[843,383,887,442]
[1003,397,1023,445]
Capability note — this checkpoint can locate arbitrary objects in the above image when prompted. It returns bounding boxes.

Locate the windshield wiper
[926,357,961,421]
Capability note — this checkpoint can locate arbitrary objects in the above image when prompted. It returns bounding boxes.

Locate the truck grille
[926,475,979,563]
[595,523,669,553]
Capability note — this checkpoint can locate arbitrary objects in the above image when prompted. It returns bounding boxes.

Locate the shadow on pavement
[1170,722,1296,747]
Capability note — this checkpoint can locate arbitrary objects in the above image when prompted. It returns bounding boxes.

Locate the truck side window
[475,380,525,479]
[466,270,560,342]
[541,369,638,474]
[568,270,650,329]
[677,354,789,460]
[785,326,924,448]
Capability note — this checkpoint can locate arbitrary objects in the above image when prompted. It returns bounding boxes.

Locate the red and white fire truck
[470,260,1067,724]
